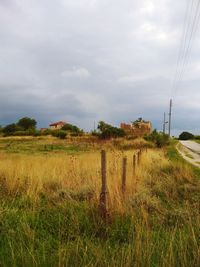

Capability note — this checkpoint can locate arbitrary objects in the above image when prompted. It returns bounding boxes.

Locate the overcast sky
[0,0,200,134]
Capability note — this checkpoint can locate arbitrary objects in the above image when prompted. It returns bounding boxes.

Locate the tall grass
[0,142,199,266]
[0,149,167,209]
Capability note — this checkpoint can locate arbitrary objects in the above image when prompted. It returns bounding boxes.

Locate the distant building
[120,118,152,137]
[49,121,66,130]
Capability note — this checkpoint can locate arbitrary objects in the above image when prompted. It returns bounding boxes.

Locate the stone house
[120,119,152,137]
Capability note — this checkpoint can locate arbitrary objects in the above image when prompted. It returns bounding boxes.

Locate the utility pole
[163,112,166,134]
[168,99,172,137]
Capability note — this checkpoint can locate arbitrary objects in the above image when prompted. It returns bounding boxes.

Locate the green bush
[145,129,169,148]
[179,132,194,140]
[52,130,67,139]
[11,129,39,136]
[2,124,19,136]
[97,121,126,139]
[41,129,53,136]
[62,123,83,135]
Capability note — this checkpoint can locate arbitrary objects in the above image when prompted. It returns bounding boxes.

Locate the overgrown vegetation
[144,129,169,147]
[2,117,37,136]
[95,121,126,139]
[61,123,83,135]
[1,118,83,139]
[0,137,199,266]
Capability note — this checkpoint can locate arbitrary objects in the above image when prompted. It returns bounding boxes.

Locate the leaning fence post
[99,150,108,218]
[121,156,127,194]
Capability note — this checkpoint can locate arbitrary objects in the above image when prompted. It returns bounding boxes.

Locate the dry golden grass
[0,148,184,214]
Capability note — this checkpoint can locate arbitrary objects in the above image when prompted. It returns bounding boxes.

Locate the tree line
[0,117,126,139]
[1,117,189,147]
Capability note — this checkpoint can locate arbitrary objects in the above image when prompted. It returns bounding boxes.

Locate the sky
[0,0,200,135]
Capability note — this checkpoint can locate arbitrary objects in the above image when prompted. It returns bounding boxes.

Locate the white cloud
[61,67,90,78]
[118,74,154,83]
[140,1,155,15]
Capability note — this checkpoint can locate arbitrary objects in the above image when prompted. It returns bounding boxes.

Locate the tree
[97,121,125,139]
[179,132,194,140]
[17,117,37,130]
[2,123,17,135]
[61,123,83,135]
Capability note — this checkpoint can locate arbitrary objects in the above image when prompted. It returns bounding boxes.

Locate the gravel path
[179,141,200,154]
[177,141,200,168]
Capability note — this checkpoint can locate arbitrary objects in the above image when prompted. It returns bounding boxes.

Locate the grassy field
[0,137,199,266]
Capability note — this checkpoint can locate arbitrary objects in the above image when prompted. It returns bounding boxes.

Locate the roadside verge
[176,142,200,168]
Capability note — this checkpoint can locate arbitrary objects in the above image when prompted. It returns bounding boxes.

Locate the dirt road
[177,140,200,168]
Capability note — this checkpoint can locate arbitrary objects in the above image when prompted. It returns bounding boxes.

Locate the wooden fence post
[133,154,137,175]
[137,150,141,165]
[99,150,108,218]
[121,156,127,194]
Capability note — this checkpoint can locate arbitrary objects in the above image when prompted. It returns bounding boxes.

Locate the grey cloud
[0,0,199,133]
[0,84,93,128]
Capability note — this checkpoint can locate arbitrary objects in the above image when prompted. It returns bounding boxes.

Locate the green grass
[0,140,200,266]
[0,195,199,267]
[167,144,184,162]
[0,139,89,154]
[0,194,199,267]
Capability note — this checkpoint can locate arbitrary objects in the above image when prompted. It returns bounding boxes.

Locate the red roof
[49,121,66,126]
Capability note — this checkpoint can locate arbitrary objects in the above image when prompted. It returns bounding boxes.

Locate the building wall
[121,121,152,137]
[50,124,64,130]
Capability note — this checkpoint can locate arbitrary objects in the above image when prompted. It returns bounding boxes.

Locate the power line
[172,0,200,97]
[171,0,193,96]
[167,0,200,136]
[175,0,200,92]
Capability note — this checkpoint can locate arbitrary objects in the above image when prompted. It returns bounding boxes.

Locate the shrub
[91,130,101,137]
[97,121,126,139]
[179,132,194,140]
[62,123,83,135]
[41,129,53,136]
[12,129,39,136]
[52,130,67,139]
[145,129,169,148]
[2,123,18,136]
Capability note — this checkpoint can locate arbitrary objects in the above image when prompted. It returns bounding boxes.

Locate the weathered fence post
[121,156,127,194]
[137,150,141,165]
[99,150,108,218]
[133,154,137,175]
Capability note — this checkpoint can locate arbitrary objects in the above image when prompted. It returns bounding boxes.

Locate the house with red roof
[49,121,66,130]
